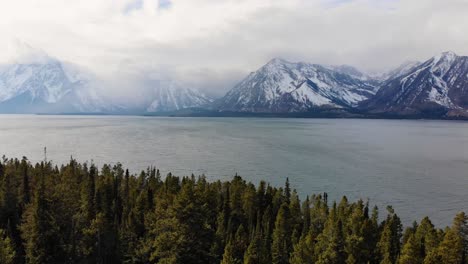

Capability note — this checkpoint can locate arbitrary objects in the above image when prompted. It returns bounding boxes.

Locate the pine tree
[366,205,380,263]
[415,217,438,261]
[289,190,302,244]
[148,205,179,263]
[422,250,441,264]
[248,212,265,262]
[0,229,15,264]
[0,172,18,231]
[85,164,97,222]
[398,234,420,264]
[261,205,274,263]
[437,227,464,264]
[309,194,329,239]
[20,157,30,206]
[284,178,291,205]
[232,224,248,262]
[272,203,292,264]
[344,200,368,264]
[221,240,240,264]
[452,212,468,263]
[244,226,262,264]
[21,166,63,264]
[377,206,403,264]
[151,179,214,264]
[315,203,345,264]
[377,223,394,264]
[289,231,315,264]
[301,196,311,237]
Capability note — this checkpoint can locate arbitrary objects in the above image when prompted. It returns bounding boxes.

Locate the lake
[1,115,467,226]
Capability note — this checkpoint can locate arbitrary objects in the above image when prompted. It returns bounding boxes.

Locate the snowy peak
[380,61,421,81]
[0,48,109,113]
[265,57,288,65]
[146,81,211,112]
[1,47,467,117]
[362,51,468,115]
[219,52,468,117]
[215,58,378,113]
[429,51,459,77]
[328,65,369,81]
[0,44,212,114]
[433,51,458,63]
[0,60,72,103]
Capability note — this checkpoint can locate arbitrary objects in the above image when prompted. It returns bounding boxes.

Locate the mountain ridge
[0,55,211,114]
[361,51,468,117]
[1,50,468,119]
[213,57,378,113]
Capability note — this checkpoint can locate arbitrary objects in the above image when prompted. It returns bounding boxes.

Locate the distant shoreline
[24,110,468,121]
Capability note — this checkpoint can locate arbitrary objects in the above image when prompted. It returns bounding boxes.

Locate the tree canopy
[0,156,466,263]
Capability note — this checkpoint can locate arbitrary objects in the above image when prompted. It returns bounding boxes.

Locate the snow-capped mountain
[146,81,211,112]
[2,44,467,118]
[328,64,373,81]
[214,58,378,113]
[0,55,110,113]
[362,51,468,116]
[0,56,210,114]
[375,61,421,81]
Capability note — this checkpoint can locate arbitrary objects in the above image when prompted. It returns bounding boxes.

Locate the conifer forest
[0,156,466,264]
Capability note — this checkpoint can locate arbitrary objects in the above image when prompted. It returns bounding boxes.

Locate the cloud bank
[0,0,467,97]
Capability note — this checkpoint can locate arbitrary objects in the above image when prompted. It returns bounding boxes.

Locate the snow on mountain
[327,64,372,81]
[0,53,109,113]
[146,81,211,112]
[1,44,467,117]
[215,58,378,113]
[378,61,421,81]
[0,41,213,114]
[0,59,71,103]
[362,51,468,115]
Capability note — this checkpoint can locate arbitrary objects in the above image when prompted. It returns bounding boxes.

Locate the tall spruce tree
[289,230,315,264]
[0,229,15,264]
[398,234,420,264]
[21,164,63,264]
[272,203,292,264]
[437,227,463,264]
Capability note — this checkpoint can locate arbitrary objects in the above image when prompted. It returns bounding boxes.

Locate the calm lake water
[1,115,467,226]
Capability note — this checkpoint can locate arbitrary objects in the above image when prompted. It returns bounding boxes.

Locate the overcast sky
[0,0,467,96]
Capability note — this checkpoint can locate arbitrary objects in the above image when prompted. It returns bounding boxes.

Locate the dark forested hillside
[0,156,466,264]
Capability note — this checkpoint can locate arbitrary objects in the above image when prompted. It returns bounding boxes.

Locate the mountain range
[0,50,467,119]
[213,51,468,118]
[362,51,468,117]
[0,41,211,114]
[0,57,105,113]
[213,58,379,112]
[0,57,210,114]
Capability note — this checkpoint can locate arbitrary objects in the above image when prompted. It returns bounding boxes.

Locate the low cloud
[0,0,467,98]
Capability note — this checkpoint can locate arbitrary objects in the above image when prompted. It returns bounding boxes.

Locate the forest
[0,156,466,264]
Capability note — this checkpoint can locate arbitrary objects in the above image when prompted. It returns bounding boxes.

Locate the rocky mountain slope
[0,53,210,114]
[362,51,468,117]
[214,58,379,113]
[146,81,211,112]
[214,52,468,118]
[0,57,110,113]
[1,47,467,118]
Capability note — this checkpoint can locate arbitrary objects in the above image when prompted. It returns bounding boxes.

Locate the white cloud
[0,0,467,97]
